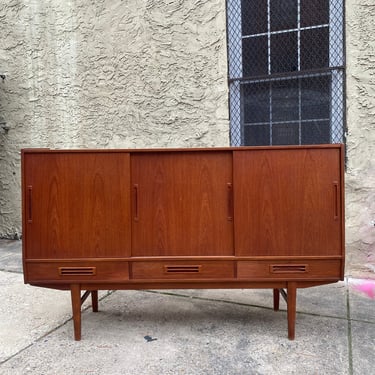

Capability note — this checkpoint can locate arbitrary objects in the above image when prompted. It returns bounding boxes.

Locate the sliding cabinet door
[131,151,234,256]
[23,152,131,259]
[233,147,343,256]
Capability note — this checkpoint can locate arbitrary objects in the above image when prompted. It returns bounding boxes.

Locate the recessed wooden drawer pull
[27,186,33,223]
[58,267,97,276]
[270,264,308,274]
[164,265,202,273]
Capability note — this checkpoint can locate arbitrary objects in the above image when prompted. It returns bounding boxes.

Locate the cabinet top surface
[21,144,344,154]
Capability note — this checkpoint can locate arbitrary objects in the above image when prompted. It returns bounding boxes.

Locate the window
[227,0,345,146]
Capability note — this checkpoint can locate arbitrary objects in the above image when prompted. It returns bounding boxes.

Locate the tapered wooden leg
[273,289,280,311]
[91,290,98,312]
[70,284,82,341]
[287,282,297,340]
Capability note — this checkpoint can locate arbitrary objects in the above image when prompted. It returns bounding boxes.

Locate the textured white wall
[0,0,229,237]
[345,0,375,277]
[1,1,374,279]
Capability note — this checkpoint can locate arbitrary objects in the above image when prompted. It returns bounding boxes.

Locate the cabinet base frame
[66,280,320,341]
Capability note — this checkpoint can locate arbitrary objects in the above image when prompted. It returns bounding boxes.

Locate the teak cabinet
[21,145,345,340]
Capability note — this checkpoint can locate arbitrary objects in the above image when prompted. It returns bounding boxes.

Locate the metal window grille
[227,0,345,146]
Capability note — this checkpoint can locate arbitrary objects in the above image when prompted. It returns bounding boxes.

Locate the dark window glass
[272,79,299,122]
[241,0,268,35]
[270,0,298,31]
[272,123,299,145]
[243,82,270,123]
[227,1,344,146]
[301,0,329,27]
[244,125,270,146]
[271,32,298,73]
[301,28,329,70]
[301,76,330,120]
[302,121,330,144]
[243,36,268,76]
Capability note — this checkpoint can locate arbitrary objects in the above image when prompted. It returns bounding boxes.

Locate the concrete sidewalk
[0,240,373,375]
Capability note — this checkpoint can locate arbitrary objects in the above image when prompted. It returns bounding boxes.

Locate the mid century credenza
[21,145,345,340]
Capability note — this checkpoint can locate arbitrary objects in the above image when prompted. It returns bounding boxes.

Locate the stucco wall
[0,1,374,279]
[345,0,375,278]
[0,0,229,238]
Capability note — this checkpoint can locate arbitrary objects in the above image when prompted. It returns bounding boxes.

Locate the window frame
[227,0,345,146]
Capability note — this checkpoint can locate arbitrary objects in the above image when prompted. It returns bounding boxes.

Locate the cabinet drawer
[131,261,235,280]
[26,261,129,282]
[237,260,342,280]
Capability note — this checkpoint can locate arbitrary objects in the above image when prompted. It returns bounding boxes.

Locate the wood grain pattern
[131,151,234,256]
[131,261,235,279]
[233,148,343,256]
[21,146,345,341]
[237,259,342,280]
[25,260,129,282]
[23,152,131,259]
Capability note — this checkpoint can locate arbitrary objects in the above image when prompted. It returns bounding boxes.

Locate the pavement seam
[346,284,354,375]
[1,287,372,371]
[0,268,23,274]
[143,289,361,322]
[0,290,115,366]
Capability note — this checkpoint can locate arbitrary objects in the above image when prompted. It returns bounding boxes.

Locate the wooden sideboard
[21,145,345,340]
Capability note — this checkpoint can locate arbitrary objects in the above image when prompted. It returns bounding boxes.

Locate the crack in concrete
[0,290,115,366]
